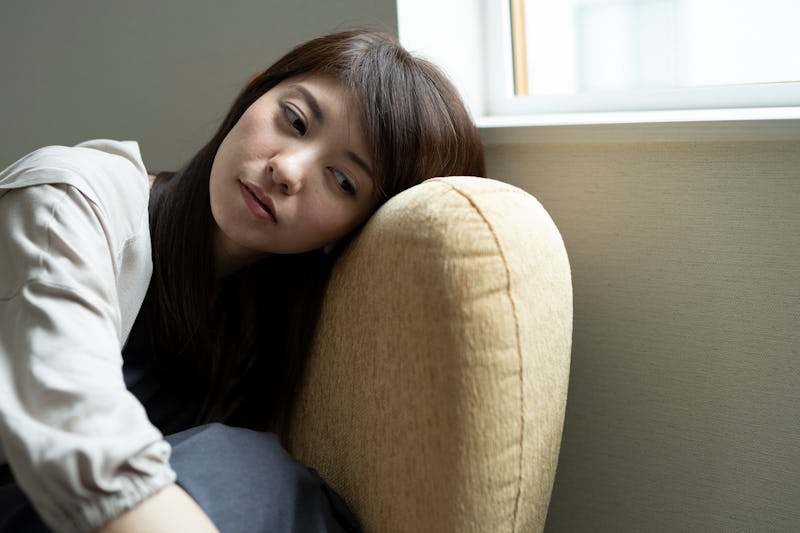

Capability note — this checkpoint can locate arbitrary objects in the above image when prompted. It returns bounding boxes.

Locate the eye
[332,169,356,196]
[283,105,306,135]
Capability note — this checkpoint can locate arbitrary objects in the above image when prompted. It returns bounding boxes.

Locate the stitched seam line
[440,180,525,532]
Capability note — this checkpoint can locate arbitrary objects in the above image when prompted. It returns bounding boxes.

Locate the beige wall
[0,1,396,170]
[487,140,800,531]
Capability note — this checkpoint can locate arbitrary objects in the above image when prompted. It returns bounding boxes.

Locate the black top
[122,295,203,435]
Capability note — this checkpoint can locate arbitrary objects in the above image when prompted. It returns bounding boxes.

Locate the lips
[239,180,277,223]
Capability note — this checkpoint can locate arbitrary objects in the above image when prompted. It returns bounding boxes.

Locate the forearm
[94,484,218,533]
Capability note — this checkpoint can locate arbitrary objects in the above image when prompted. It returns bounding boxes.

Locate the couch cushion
[287,176,572,533]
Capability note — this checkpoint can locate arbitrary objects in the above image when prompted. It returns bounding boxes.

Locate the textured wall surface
[0,0,396,170]
[487,140,800,532]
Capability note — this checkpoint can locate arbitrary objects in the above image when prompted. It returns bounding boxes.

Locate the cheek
[218,107,273,163]
[303,198,359,240]
[238,102,278,149]
[211,131,240,181]
[209,138,243,216]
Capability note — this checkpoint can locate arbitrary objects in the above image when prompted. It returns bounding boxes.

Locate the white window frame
[397,0,800,143]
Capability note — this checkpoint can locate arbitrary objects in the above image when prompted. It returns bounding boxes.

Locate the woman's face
[209,74,376,274]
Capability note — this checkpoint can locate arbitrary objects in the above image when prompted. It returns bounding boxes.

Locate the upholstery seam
[439,180,525,532]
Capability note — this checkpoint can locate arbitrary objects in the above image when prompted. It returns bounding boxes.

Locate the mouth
[239,180,277,223]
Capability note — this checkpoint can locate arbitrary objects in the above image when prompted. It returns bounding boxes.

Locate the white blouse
[0,140,175,532]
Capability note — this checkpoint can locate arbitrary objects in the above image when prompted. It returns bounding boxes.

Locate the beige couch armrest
[287,176,572,532]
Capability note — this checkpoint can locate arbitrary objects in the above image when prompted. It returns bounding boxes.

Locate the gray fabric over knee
[166,424,359,533]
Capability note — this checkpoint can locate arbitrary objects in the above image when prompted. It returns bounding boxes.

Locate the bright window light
[491,0,800,114]
[398,0,800,137]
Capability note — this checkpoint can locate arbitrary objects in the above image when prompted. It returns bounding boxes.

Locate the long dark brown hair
[146,30,485,436]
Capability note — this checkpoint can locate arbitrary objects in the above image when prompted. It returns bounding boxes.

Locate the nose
[268,151,309,195]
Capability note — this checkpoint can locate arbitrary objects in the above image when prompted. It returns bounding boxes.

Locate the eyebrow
[343,150,372,180]
[291,85,324,124]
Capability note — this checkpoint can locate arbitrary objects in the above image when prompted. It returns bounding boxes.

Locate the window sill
[477,107,800,144]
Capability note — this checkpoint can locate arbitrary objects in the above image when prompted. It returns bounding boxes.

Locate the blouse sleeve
[0,181,176,532]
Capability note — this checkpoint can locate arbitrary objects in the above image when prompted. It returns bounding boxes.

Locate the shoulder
[1,139,148,199]
[0,139,151,233]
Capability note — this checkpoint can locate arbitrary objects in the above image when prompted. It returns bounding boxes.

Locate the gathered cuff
[48,466,177,533]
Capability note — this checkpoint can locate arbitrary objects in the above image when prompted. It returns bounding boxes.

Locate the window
[492,0,800,114]
[397,0,800,140]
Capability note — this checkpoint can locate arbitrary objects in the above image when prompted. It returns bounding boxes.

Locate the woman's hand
[94,483,218,533]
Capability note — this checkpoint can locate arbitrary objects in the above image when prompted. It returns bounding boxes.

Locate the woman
[0,30,485,532]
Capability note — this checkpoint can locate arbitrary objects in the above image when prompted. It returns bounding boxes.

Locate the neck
[212,229,268,279]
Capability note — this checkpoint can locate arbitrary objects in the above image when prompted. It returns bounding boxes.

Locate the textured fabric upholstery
[286,176,572,532]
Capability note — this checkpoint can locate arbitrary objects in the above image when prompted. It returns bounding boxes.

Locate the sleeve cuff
[46,465,177,533]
